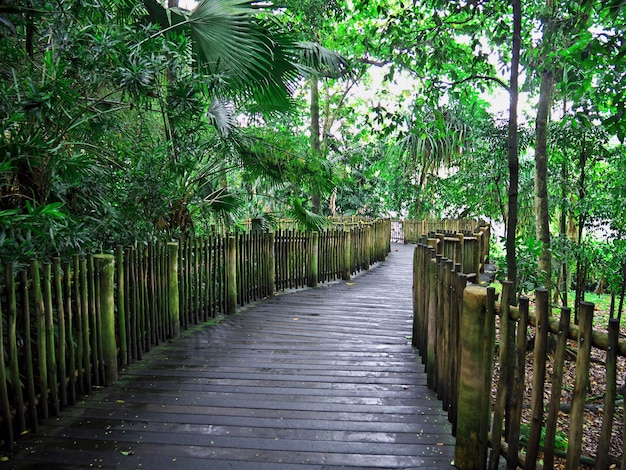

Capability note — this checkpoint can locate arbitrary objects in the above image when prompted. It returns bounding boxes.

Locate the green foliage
[519,423,568,452]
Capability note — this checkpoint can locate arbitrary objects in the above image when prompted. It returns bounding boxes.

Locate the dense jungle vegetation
[1,0,626,309]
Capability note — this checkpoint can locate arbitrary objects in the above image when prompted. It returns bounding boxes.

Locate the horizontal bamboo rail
[0,219,391,449]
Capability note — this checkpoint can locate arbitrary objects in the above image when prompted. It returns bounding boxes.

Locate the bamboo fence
[412,227,626,469]
[0,219,391,449]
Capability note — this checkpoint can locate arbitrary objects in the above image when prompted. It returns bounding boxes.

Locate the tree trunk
[506,0,521,303]
[535,67,553,292]
[534,0,555,294]
[310,75,321,213]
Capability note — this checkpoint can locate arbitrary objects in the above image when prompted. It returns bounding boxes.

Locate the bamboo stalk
[596,318,618,469]
[6,264,25,431]
[20,270,38,432]
[94,254,117,385]
[566,302,594,469]
[116,246,127,367]
[73,256,84,395]
[79,257,91,393]
[455,284,490,469]
[31,260,48,419]
[488,281,513,470]
[0,295,14,448]
[53,258,67,408]
[527,288,549,469]
[543,306,571,468]
[167,242,180,338]
[87,255,100,387]
[62,261,76,406]
[506,297,530,470]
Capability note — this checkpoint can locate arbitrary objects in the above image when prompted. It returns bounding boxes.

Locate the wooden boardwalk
[7,243,455,469]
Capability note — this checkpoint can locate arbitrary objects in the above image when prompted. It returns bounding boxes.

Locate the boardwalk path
[9,243,455,469]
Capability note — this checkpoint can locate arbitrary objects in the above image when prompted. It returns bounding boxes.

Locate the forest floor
[490,293,625,469]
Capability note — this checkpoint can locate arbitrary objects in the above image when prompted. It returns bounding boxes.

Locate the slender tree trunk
[535,68,553,291]
[534,1,555,294]
[506,0,521,303]
[310,75,321,213]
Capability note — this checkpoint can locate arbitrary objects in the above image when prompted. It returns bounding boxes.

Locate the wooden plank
[9,243,455,469]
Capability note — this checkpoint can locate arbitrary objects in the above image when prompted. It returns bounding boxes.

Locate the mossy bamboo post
[0,299,13,449]
[115,246,128,366]
[506,296,530,470]
[79,257,91,393]
[226,236,237,315]
[479,286,496,466]
[167,242,180,338]
[53,259,67,408]
[62,261,76,406]
[20,270,38,432]
[426,255,437,390]
[6,264,25,432]
[87,255,100,387]
[43,263,60,416]
[342,229,351,281]
[308,231,319,287]
[543,306,570,469]
[526,288,549,469]
[566,302,593,469]
[597,318,619,469]
[31,259,48,419]
[488,281,514,470]
[73,256,84,395]
[455,284,491,470]
[93,254,117,386]
[267,233,275,295]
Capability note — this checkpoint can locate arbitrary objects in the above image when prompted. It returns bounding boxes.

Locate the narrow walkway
[9,243,455,469]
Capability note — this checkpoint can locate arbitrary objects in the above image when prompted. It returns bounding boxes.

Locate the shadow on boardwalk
[7,243,456,469]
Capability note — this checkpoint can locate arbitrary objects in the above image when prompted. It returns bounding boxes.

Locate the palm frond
[291,41,351,79]
[206,98,237,136]
[286,196,330,231]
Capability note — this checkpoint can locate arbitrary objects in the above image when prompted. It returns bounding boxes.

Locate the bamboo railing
[0,219,391,449]
[412,226,626,469]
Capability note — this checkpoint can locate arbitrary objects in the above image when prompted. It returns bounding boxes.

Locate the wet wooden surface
[7,243,455,469]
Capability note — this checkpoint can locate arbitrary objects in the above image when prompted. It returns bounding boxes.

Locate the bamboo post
[267,232,276,295]
[52,259,67,408]
[506,297,531,470]
[308,231,319,287]
[489,281,514,470]
[543,306,571,468]
[597,318,619,469]
[342,229,351,281]
[94,254,117,385]
[526,288,550,469]
[43,263,60,416]
[167,242,181,337]
[426,256,437,389]
[115,246,128,366]
[87,255,100,386]
[566,301,594,469]
[411,245,420,349]
[6,264,25,432]
[62,261,76,406]
[451,270,469,436]
[0,297,13,448]
[455,284,490,470]
[20,270,38,432]
[31,260,49,419]
[478,286,496,465]
[79,257,91,393]
[226,236,237,315]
